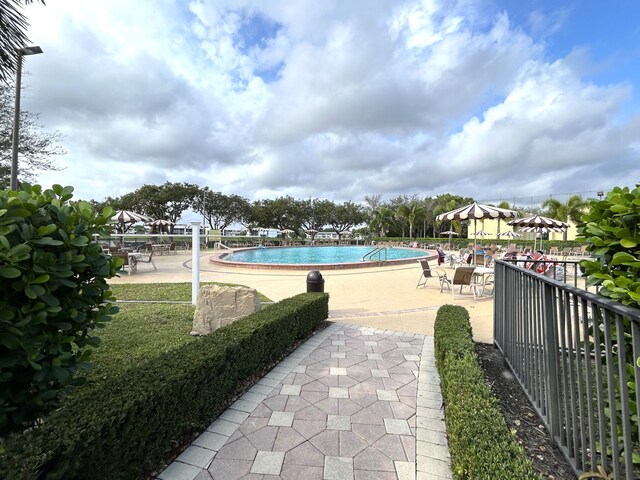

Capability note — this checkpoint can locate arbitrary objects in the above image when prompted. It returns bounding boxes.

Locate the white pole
[191,221,201,305]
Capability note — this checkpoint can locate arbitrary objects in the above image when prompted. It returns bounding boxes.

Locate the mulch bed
[475,343,577,480]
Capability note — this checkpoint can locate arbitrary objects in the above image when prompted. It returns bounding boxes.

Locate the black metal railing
[494,259,640,479]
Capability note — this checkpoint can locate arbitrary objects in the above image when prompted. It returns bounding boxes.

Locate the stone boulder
[191,285,261,335]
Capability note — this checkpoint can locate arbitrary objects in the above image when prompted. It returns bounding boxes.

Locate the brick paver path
[158,323,452,480]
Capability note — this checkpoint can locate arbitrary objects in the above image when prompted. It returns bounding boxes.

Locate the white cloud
[15,0,640,209]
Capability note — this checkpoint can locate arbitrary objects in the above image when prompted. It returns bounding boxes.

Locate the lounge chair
[466,253,485,265]
[439,266,478,299]
[136,249,157,271]
[416,259,433,288]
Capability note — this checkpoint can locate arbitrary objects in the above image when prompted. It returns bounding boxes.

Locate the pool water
[225,245,427,265]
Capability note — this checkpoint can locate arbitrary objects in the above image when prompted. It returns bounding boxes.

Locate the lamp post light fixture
[596,191,604,200]
[10,45,43,191]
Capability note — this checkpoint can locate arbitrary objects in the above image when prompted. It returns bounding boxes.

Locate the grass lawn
[78,281,269,388]
[109,281,271,302]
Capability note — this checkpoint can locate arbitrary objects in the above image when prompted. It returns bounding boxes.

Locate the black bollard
[306,270,325,293]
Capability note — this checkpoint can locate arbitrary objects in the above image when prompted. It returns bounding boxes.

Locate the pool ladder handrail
[362,246,387,264]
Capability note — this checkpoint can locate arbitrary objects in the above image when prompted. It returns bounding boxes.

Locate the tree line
[92,182,588,240]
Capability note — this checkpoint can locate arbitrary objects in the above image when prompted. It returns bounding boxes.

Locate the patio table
[473,266,494,296]
[152,244,170,255]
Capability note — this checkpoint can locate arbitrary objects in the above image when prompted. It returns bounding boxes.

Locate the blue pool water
[225,246,427,265]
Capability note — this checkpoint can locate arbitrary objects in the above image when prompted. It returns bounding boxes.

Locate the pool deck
[110,248,494,344]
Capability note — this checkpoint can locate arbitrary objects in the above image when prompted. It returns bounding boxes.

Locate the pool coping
[208,245,439,270]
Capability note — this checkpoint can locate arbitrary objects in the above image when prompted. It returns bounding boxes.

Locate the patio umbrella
[440,230,459,247]
[110,210,152,234]
[436,202,518,264]
[147,219,174,234]
[508,215,568,251]
[497,231,522,238]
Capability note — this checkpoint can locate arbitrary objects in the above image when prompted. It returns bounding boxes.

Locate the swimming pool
[210,245,437,270]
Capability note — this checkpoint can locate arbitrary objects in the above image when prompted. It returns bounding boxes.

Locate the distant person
[436,244,445,266]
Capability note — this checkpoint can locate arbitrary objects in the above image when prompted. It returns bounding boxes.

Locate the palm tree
[433,200,462,238]
[0,1,44,85]
[397,203,425,239]
[542,195,588,241]
[369,206,395,237]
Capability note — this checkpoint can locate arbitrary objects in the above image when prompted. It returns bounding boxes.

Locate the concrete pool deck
[109,248,494,344]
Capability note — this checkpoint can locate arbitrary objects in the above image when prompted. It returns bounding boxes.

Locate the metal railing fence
[494,259,640,479]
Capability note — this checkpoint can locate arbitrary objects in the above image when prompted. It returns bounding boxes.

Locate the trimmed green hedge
[434,305,541,479]
[0,292,329,479]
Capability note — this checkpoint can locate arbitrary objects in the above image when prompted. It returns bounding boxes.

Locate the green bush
[0,184,119,434]
[0,292,328,479]
[578,185,640,307]
[577,185,640,464]
[434,305,540,479]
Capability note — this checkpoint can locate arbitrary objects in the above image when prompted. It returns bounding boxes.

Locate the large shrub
[578,184,640,466]
[0,184,119,434]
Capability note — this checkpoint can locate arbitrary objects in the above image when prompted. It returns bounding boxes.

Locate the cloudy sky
[17,0,640,207]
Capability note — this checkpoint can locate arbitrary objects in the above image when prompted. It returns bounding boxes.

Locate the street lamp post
[10,46,43,190]
[596,191,604,200]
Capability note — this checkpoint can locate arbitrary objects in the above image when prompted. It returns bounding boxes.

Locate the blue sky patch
[235,11,282,54]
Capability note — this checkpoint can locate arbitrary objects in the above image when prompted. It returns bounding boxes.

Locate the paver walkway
[158,323,452,480]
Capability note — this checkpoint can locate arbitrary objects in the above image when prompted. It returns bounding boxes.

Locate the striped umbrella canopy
[436,202,518,263]
[497,231,523,238]
[440,230,458,245]
[147,218,174,234]
[475,231,492,237]
[508,215,568,251]
[110,210,152,234]
[518,225,565,233]
[111,210,152,224]
[148,219,173,227]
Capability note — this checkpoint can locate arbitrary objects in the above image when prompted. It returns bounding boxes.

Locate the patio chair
[560,246,573,258]
[548,246,559,256]
[439,266,478,300]
[136,249,157,271]
[416,259,433,288]
[110,251,136,276]
[575,245,589,257]
[480,273,494,296]
[169,242,177,255]
[433,268,449,292]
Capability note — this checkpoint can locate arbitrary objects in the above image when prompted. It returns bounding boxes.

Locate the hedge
[434,305,541,479]
[0,292,329,479]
